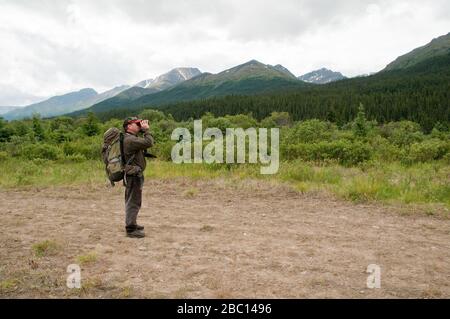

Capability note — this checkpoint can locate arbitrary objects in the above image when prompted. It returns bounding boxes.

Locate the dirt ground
[1,178,449,298]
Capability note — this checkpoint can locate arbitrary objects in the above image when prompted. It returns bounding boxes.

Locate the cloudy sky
[0,0,449,106]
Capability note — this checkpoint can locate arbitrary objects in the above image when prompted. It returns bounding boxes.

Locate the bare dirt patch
[1,178,449,298]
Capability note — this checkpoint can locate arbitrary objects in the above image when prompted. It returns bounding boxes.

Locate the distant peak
[243,59,263,65]
[79,88,97,94]
[298,68,346,84]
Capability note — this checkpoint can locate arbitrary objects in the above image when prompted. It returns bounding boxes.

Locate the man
[122,117,154,238]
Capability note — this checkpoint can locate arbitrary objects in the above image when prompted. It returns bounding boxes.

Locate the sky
[0,0,449,106]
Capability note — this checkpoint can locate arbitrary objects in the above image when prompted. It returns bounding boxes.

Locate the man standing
[122,117,154,238]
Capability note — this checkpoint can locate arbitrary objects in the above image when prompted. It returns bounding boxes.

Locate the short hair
[123,116,139,131]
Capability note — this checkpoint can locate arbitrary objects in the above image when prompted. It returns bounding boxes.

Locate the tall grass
[0,158,448,210]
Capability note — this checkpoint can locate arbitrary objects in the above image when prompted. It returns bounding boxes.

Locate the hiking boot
[126,229,145,238]
[126,224,144,231]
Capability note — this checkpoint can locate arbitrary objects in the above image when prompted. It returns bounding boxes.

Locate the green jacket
[123,131,154,176]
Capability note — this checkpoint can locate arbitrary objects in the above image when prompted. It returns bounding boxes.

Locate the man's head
[123,116,142,134]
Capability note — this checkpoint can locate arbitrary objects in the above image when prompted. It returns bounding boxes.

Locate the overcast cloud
[0,0,449,105]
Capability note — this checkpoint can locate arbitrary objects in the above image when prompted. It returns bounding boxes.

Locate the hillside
[73,60,308,116]
[3,86,130,120]
[81,68,202,114]
[95,53,450,132]
[384,32,450,71]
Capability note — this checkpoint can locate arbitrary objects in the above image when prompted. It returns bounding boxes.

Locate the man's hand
[140,120,150,131]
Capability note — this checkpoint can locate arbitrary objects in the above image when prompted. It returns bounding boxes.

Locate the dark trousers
[124,175,144,231]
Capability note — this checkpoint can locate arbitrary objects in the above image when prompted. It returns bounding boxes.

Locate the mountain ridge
[73,60,308,116]
[384,32,450,71]
[3,86,130,120]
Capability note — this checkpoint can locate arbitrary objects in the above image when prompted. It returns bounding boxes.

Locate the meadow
[0,108,448,212]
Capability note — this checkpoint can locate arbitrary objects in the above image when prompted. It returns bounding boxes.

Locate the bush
[284,119,336,144]
[21,143,62,160]
[381,121,424,147]
[82,112,101,136]
[153,141,177,161]
[370,136,403,162]
[138,109,166,122]
[261,112,291,128]
[63,138,102,160]
[282,140,372,165]
[403,140,449,164]
[224,114,258,129]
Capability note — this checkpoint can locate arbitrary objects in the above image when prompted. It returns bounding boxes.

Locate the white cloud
[0,0,449,105]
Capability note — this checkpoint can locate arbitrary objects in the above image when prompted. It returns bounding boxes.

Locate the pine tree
[353,103,368,138]
[83,112,101,136]
[32,115,45,141]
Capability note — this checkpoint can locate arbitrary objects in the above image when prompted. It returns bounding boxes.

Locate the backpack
[102,128,124,186]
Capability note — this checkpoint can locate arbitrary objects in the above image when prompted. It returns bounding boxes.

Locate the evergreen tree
[83,112,101,136]
[32,115,45,141]
[353,103,368,138]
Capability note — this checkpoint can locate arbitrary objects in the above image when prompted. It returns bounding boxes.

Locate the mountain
[298,68,347,84]
[3,85,130,120]
[76,60,308,116]
[0,106,21,115]
[88,68,202,112]
[271,64,297,78]
[384,32,450,71]
[135,67,202,90]
[89,46,450,132]
[154,52,450,132]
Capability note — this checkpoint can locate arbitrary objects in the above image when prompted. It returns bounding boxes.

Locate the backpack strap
[119,132,125,167]
[120,132,138,187]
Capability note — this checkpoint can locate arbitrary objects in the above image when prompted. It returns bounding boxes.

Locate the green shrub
[261,112,291,128]
[284,119,336,144]
[282,140,372,165]
[224,114,258,129]
[381,121,425,147]
[82,112,101,136]
[63,140,101,160]
[370,136,403,162]
[403,140,449,164]
[21,144,61,160]
[154,141,177,161]
[138,109,166,122]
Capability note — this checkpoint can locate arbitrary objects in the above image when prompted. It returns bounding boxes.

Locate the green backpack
[102,128,124,186]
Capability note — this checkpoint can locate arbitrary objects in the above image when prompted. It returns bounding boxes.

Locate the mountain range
[72,60,311,116]
[0,106,21,115]
[3,85,130,120]
[1,62,347,120]
[2,68,204,120]
[2,32,449,121]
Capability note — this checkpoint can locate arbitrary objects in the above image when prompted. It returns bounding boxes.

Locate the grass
[31,240,59,257]
[0,279,20,292]
[0,159,105,188]
[184,187,198,198]
[0,158,448,210]
[76,252,98,265]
